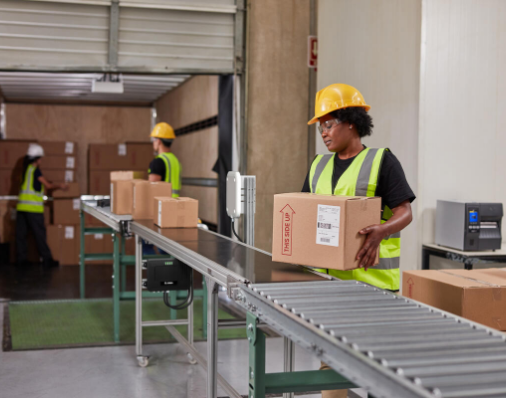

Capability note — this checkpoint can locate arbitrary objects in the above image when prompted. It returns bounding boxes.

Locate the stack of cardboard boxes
[88,143,152,195]
[110,173,198,228]
[0,140,34,195]
[38,141,81,266]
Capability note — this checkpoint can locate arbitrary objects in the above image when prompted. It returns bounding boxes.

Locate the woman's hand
[59,183,69,191]
[356,224,387,270]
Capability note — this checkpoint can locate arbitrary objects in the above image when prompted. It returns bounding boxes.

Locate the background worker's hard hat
[150,122,176,140]
[27,143,44,158]
[308,83,371,125]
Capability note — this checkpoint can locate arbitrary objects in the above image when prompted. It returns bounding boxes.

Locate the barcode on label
[318,222,331,229]
[320,238,331,243]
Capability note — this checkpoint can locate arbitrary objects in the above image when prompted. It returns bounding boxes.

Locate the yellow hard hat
[150,122,176,140]
[308,83,370,125]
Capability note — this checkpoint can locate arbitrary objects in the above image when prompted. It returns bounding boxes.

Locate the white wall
[418,0,506,251]
[317,0,422,271]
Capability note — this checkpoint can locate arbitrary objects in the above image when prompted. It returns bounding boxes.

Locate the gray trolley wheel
[137,356,149,368]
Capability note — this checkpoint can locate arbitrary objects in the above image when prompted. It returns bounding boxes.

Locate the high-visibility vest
[17,164,44,213]
[309,148,400,290]
[150,152,182,198]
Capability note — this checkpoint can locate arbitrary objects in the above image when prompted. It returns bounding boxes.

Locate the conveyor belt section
[234,280,506,398]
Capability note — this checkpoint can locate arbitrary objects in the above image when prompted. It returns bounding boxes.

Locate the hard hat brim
[307,104,371,125]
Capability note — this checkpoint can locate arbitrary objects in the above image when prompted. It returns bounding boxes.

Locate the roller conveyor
[233,280,506,398]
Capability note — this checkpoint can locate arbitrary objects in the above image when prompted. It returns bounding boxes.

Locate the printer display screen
[469,211,478,223]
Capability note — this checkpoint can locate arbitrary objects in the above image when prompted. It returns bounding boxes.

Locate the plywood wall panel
[171,126,218,179]
[5,104,151,194]
[156,76,218,129]
[246,0,310,252]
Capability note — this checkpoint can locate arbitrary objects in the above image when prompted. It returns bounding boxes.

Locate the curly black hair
[331,107,374,138]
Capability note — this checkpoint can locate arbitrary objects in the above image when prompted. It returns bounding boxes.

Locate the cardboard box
[47,224,79,265]
[0,140,34,169]
[0,200,17,243]
[40,155,76,170]
[52,182,80,198]
[110,180,135,215]
[53,198,81,225]
[89,143,153,170]
[44,202,52,226]
[154,197,198,228]
[89,170,110,195]
[0,168,22,195]
[111,170,146,181]
[272,193,381,271]
[40,141,77,156]
[132,181,172,220]
[403,269,506,331]
[43,169,75,183]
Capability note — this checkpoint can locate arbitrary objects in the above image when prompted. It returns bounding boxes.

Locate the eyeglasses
[318,118,342,134]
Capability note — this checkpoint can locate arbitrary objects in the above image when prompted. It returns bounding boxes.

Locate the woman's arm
[38,176,68,191]
[356,200,413,270]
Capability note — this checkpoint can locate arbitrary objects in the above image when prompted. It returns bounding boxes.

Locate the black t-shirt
[33,168,42,192]
[148,158,167,181]
[301,148,416,210]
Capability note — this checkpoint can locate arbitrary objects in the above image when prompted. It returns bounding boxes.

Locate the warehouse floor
[0,264,366,398]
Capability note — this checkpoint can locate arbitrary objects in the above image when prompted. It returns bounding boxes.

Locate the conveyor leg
[112,233,120,343]
[203,278,208,339]
[170,290,178,320]
[135,234,147,365]
[283,337,295,398]
[247,312,265,398]
[79,208,85,299]
[206,278,219,398]
[120,236,126,293]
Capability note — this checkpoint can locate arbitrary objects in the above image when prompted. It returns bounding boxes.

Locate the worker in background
[145,122,182,255]
[303,84,415,398]
[148,122,181,197]
[16,143,68,267]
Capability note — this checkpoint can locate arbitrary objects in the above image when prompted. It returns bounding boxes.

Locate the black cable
[231,219,243,243]
[163,271,194,310]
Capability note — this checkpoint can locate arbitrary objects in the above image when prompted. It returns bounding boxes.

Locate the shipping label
[66,157,75,169]
[65,142,74,154]
[73,198,80,210]
[94,234,104,240]
[65,226,74,239]
[280,204,295,256]
[158,200,162,226]
[316,205,340,247]
[118,144,127,156]
[65,170,73,182]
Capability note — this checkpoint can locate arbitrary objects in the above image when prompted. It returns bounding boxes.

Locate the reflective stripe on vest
[17,165,44,213]
[155,152,182,198]
[309,148,400,290]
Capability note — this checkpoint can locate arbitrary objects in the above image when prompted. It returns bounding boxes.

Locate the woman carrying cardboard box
[16,143,68,267]
[302,84,416,398]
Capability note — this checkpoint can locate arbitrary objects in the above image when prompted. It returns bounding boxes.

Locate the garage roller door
[0,0,240,74]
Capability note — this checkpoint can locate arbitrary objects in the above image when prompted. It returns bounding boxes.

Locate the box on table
[43,169,75,183]
[403,269,506,331]
[111,171,146,181]
[0,140,34,169]
[47,224,79,265]
[89,143,153,171]
[40,155,76,170]
[53,198,81,225]
[51,182,80,198]
[40,141,77,156]
[132,181,172,220]
[154,197,198,228]
[271,193,381,271]
[110,180,136,215]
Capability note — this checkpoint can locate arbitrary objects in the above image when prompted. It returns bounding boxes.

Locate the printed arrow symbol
[280,204,295,214]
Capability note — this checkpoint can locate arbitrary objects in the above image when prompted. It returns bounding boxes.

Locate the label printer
[435,200,503,251]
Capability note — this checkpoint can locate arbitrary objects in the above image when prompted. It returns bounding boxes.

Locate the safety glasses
[318,118,342,134]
